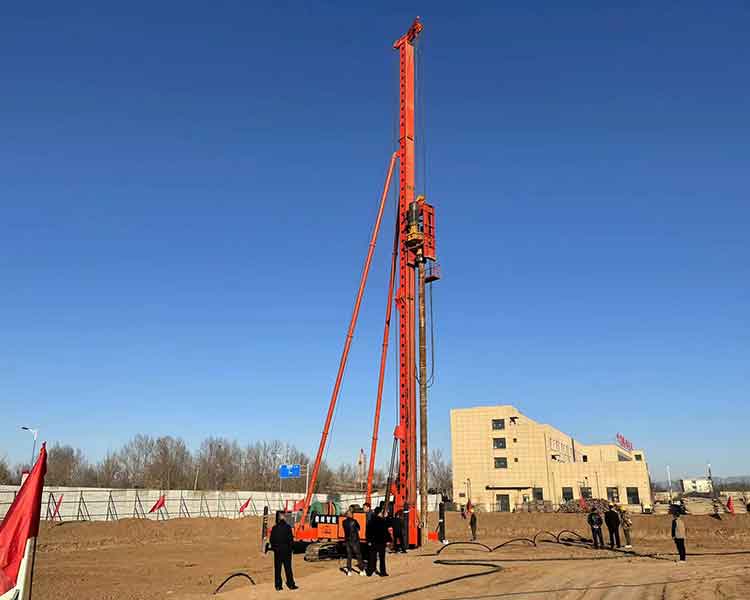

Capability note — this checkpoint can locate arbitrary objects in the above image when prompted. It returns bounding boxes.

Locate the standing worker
[671,507,687,563]
[342,510,366,576]
[620,506,633,549]
[467,502,478,541]
[269,513,298,591]
[604,503,622,549]
[389,510,407,553]
[365,507,390,577]
[587,507,604,549]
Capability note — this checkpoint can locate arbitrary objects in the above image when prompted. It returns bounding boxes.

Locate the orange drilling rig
[269,17,438,560]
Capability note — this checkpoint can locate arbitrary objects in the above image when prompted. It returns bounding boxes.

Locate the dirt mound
[38,516,262,552]
[436,511,750,543]
[32,512,750,600]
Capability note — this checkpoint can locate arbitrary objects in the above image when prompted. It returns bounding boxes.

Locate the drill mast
[296,17,436,549]
[393,17,422,546]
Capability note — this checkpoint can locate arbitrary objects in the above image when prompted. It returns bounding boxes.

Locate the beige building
[451,405,652,512]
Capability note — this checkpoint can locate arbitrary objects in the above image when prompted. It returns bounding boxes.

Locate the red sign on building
[616,433,634,452]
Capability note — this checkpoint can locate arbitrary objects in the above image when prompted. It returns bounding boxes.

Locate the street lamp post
[20,426,39,466]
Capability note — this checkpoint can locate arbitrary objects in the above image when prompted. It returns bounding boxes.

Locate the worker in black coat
[587,508,604,549]
[604,503,622,549]
[365,507,391,576]
[342,510,365,575]
[269,513,298,591]
[389,511,407,553]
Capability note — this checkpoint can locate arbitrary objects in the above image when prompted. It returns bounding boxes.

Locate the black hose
[436,541,492,555]
[212,572,255,595]
[532,530,558,545]
[556,529,588,544]
[378,528,750,600]
[491,538,535,550]
[374,560,503,600]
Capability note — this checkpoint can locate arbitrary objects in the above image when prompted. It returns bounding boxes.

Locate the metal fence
[0,485,440,522]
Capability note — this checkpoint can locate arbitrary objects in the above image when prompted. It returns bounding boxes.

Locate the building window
[580,487,592,499]
[514,457,519,462]
[532,488,544,501]
[618,453,631,462]
[493,437,506,449]
[607,487,620,503]
[492,419,505,430]
[562,487,574,502]
[494,457,508,469]
[582,455,588,463]
[495,494,510,512]
[513,438,517,443]
[626,487,640,505]
[635,454,642,461]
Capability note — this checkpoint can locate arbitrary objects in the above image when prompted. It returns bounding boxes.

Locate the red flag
[51,494,64,521]
[148,495,166,514]
[579,497,587,510]
[727,496,735,514]
[0,443,47,595]
[293,499,305,512]
[239,497,252,514]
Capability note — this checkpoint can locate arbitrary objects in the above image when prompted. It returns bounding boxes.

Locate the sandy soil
[33,513,750,600]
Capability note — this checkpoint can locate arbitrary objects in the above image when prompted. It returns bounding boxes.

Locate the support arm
[298,151,399,529]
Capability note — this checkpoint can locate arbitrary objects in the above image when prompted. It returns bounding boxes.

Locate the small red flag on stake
[239,497,252,514]
[148,495,166,514]
[0,443,47,598]
[727,496,735,514]
[293,499,305,512]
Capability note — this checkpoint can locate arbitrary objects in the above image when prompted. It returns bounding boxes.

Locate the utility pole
[666,465,673,502]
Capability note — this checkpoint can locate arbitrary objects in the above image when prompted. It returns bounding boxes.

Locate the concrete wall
[0,485,441,522]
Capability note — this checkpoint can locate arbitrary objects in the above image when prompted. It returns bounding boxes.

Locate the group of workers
[587,503,634,549]
[268,500,408,591]
[344,501,407,577]
[587,502,688,562]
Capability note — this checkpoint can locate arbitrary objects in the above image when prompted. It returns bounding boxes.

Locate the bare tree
[146,436,193,490]
[96,452,126,488]
[119,434,155,488]
[428,448,452,496]
[0,455,12,484]
[195,437,243,490]
[0,434,384,493]
[46,444,89,486]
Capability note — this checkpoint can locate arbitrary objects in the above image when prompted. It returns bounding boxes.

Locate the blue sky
[1,2,748,480]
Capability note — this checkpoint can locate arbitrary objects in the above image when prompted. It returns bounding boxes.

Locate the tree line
[0,436,453,495]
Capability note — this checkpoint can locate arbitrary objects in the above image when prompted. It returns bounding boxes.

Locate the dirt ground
[34,512,750,599]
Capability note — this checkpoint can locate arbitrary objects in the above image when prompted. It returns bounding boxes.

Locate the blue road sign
[279,464,301,479]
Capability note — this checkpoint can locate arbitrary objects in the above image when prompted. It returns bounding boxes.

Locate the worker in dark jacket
[604,503,622,548]
[671,508,687,562]
[587,507,604,549]
[269,513,298,591]
[389,511,407,553]
[342,510,365,576]
[365,507,391,577]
